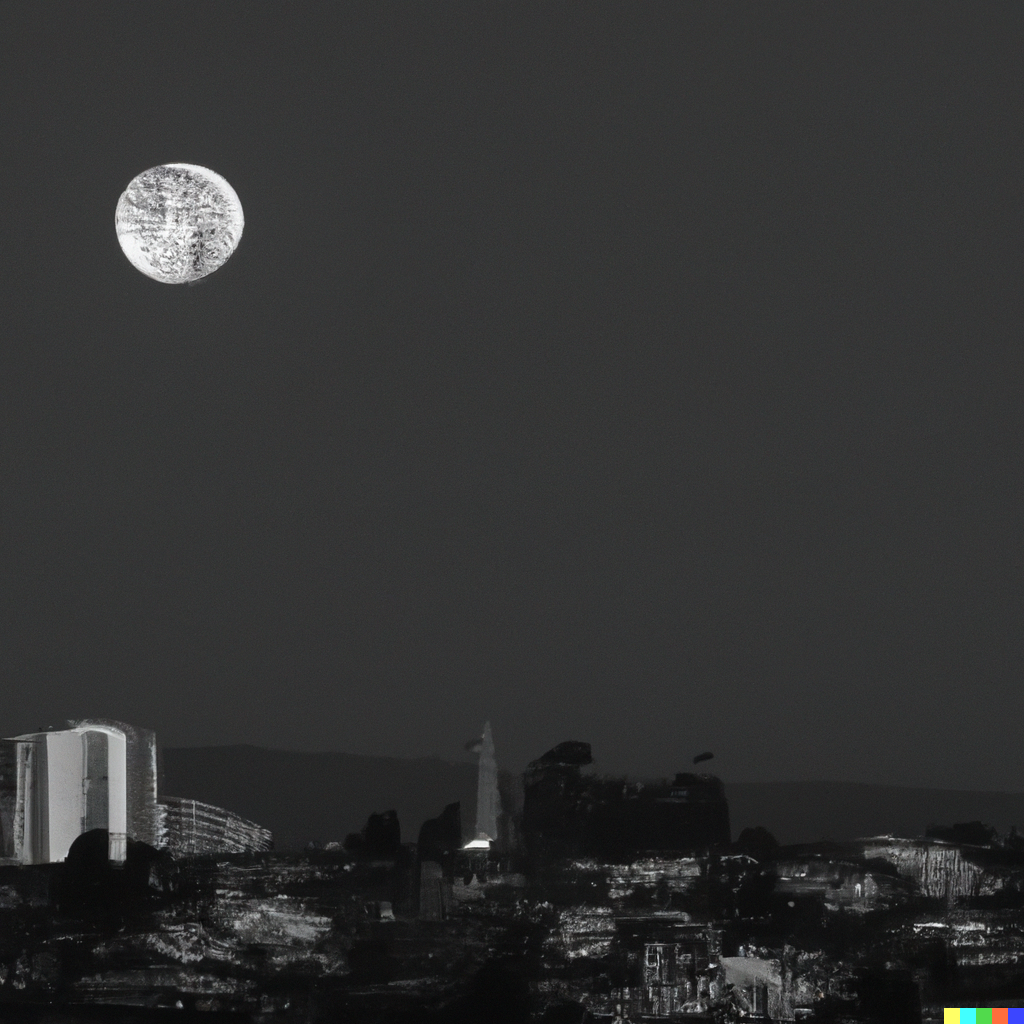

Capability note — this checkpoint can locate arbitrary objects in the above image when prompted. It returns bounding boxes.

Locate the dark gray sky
[1,2,1021,789]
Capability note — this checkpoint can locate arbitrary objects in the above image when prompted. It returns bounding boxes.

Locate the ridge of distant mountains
[159,745,1024,851]
[159,745,479,852]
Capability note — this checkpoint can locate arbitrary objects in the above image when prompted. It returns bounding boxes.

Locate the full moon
[115,163,244,284]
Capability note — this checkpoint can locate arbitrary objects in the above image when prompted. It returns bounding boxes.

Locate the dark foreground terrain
[5,820,1024,1022]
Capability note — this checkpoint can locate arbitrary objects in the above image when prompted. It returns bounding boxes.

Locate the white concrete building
[0,724,128,865]
[1,717,271,865]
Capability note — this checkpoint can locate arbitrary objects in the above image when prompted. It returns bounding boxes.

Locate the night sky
[1,3,1021,789]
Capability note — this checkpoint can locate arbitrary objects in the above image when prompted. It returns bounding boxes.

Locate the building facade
[157,796,273,856]
[1,719,271,865]
[0,723,132,865]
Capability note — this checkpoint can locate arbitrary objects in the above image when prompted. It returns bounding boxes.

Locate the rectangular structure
[3,720,270,864]
[0,725,130,865]
[41,729,85,863]
[70,719,158,848]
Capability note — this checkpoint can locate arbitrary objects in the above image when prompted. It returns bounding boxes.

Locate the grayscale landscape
[1,1,1020,1020]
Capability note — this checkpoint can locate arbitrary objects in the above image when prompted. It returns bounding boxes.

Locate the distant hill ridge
[726,780,1024,847]
[159,745,1024,850]
[159,745,478,852]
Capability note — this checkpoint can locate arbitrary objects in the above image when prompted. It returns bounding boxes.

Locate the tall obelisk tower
[475,721,499,845]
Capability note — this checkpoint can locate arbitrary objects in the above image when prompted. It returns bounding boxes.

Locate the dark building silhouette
[523,742,730,865]
[417,801,461,873]
[57,828,173,925]
[417,801,462,919]
[344,809,401,859]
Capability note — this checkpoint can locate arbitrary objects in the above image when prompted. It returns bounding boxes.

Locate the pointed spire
[474,721,499,845]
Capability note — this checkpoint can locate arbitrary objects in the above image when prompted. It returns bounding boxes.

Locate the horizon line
[157,744,1024,794]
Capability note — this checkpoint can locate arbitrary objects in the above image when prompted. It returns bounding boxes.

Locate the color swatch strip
[945,1010,1024,1023]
